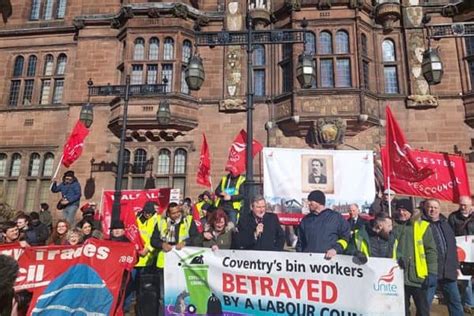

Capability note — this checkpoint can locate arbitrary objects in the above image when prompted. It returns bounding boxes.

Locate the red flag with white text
[225,129,263,176]
[385,106,433,182]
[62,120,90,168]
[197,133,212,187]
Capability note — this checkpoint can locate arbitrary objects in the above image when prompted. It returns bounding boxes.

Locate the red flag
[225,129,263,176]
[196,133,212,187]
[62,120,89,168]
[385,106,433,182]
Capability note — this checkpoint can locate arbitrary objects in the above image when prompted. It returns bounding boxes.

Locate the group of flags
[60,105,470,203]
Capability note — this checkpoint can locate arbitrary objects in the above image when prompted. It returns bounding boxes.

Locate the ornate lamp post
[421,48,444,85]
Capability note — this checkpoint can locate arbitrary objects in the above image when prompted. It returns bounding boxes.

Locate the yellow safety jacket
[136,213,160,267]
[155,215,193,268]
[413,220,430,279]
[215,175,245,211]
[354,229,398,259]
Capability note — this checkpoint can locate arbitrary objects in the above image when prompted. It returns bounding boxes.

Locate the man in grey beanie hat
[296,190,350,259]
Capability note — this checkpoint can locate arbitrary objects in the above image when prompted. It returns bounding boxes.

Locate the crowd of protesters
[0,170,474,316]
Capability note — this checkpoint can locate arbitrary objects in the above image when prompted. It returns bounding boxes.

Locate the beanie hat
[110,220,125,230]
[308,190,326,205]
[396,199,413,214]
[64,170,75,177]
[142,201,156,214]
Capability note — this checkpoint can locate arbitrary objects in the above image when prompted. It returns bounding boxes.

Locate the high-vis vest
[215,175,245,210]
[156,215,193,268]
[354,230,398,259]
[136,213,160,267]
[413,220,430,279]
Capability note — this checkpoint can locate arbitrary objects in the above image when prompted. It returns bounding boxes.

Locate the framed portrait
[301,155,334,194]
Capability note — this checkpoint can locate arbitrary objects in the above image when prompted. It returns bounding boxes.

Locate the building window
[181,67,189,94]
[157,149,171,175]
[30,0,41,20]
[336,59,351,87]
[182,40,192,63]
[0,154,7,176]
[465,37,474,90]
[382,39,399,94]
[174,149,187,174]
[42,153,54,176]
[52,79,64,104]
[147,65,158,84]
[320,59,334,88]
[361,34,368,56]
[164,37,174,60]
[29,0,66,20]
[8,81,21,106]
[162,64,173,92]
[134,38,145,60]
[13,56,24,77]
[131,65,144,84]
[133,149,147,174]
[280,43,292,93]
[28,153,41,177]
[253,45,265,97]
[56,54,67,75]
[40,79,51,104]
[57,0,67,18]
[149,38,159,60]
[363,60,370,89]
[335,31,349,54]
[320,31,332,55]
[305,32,316,55]
[44,0,54,20]
[155,148,188,195]
[27,56,37,77]
[43,54,54,76]
[10,153,21,177]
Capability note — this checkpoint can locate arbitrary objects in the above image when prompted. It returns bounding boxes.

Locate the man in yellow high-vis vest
[150,202,200,316]
[215,173,245,225]
[394,199,438,316]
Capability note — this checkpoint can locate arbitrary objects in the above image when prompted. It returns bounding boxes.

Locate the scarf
[164,216,182,243]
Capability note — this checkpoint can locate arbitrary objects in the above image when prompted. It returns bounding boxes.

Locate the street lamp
[296,54,316,89]
[157,99,171,125]
[88,75,167,222]
[188,14,315,214]
[79,79,94,128]
[422,48,444,85]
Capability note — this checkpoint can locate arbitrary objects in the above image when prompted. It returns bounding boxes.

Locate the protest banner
[0,239,136,315]
[164,247,404,315]
[381,149,471,203]
[100,188,171,241]
[263,148,375,225]
[456,235,474,280]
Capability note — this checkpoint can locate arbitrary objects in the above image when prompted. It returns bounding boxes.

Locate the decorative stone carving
[147,8,160,18]
[275,102,292,120]
[172,3,189,19]
[226,2,242,31]
[284,0,301,12]
[196,16,209,27]
[404,6,423,28]
[349,0,363,9]
[73,19,85,30]
[318,0,331,10]
[375,2,401,32]
[225,46,242,97]
[407,94,439,107]
[308,118,347,148]
[219,98,246,111]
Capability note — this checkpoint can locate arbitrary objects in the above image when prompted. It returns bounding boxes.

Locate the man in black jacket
[424,199,463,316]
[296,190,350,259]
[234,195,285,251]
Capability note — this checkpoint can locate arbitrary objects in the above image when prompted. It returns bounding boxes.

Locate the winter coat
[234,212,285,251]
[51,177,81,206]
[448,210,474,236]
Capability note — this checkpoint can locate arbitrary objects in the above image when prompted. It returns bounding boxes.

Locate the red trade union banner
[0,239,136,316]
[100,189,171,242]
[225,129,263,176]
[382,148,471,203]
[62,120,90,168]
[197,133,212,187]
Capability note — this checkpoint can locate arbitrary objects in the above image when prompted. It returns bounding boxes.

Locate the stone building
[0,0,472,216]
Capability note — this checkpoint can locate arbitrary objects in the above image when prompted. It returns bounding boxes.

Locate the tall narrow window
[44,0,54,20]
[40,80,51,104]
[131,65,143,84]
[164,38,174,60]
[363,61,370,89]
[133,149,147,174]
[162,64,173,92]
[181,67,189,94]
[147,65,158,84]
[149,38,159,60]
[43,54,54,76]
[13,56,24,77]
[42,153,54,177]
[253,45,266,97]
[8,81,21,106]
[361,34,368,56]
[57,0,67,19]
[134,38,145,60]
[23,80,34,105]
[382,39,398,93]
[27,56,37,77]
[28,153,41,177]
[320,32,333,55]
[182,40,192,63]
[361,33,369,90]
[174,149,187,174]
[10,153,21,177]
[24,181,36,211]
[0,154,7,176]
[305,32,316,55]
[336,59,351,87]
[56,54,67,75]
[157,149,171,174]
[465,37,474,90]
[52,79,64,104]
[336,31,349,54]
[281,43,292,93]
[30,0,41,20]
[320,59,334,87]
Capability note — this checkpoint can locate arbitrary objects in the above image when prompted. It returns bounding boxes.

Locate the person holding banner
[51,170,82,226]
[296,190,350,259]
[393,199,438,316]
[423,199,464,316]
[233,195,285,251]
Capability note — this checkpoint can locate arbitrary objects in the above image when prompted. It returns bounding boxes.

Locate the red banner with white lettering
[100,189,171,243]
[381,148,471,203]
[197,133,212,187]
[0,239,136,316]
[225,129,263,176]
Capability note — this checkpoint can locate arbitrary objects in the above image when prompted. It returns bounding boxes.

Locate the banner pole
[50,155,64,189]
[388,176,392,218]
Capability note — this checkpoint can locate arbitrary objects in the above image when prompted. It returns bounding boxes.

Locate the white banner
[263,148,375,224]
[456,235,474,280]
[164,248,404,316]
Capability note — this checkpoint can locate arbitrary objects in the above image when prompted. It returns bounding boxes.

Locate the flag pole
[387,176,392,218]
[50,155,64,189]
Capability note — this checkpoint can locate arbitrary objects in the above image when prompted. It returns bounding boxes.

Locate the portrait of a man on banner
[301,155,334,193]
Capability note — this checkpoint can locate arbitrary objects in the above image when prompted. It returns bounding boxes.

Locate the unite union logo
[373,266,399,296]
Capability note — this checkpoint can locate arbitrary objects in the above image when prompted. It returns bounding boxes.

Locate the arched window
[44,0,54,20]
[42,153,54,176]
[57,0,67,19]
[335,30,349,54]
[382,39,398,94]
[133,149,147,174]
[149,37,159,60]
[30,0,41,20]
[164,37,174,60]
[56,54,67,75]
[0,153,7,176]
[27,56,37,77]
[382,40,396,62]
[253,45,266,96]
[28,153,41,177]
[13,56,24,77]
[320,31,332,55]
[134,38,145,60]
[43,54,54,76]
[157,149,171,174]
[182,40,192,63]
[10,153,21,177]
[174,149,187,174]
[305,32,316,55]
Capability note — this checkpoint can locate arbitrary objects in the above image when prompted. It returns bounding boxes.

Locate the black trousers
[405,285,430,316]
